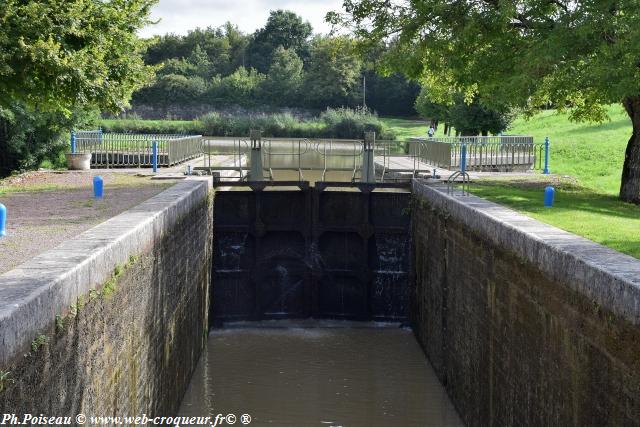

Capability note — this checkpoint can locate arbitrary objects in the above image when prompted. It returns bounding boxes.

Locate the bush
[0,105,99,177]
[99,108,395,140]
[319,107,394,139]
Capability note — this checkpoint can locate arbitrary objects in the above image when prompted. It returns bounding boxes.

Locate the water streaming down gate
[211,181,411,324]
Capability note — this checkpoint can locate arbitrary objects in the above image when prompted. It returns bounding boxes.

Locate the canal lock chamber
[179,180,464,426]
[184,177,640,427]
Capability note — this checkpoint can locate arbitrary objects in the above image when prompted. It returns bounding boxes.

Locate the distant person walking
[427,125,435,138]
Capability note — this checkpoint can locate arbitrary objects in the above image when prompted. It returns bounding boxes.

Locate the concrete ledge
[0,180,209,366]
[412,179,640,325]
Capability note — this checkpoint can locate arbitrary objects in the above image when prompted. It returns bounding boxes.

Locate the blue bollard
[543,136,550,175]
[460,144,467,173]
[152,141,158,173]
[70,130,76,154]
[93,176,104,199]
[0,203,6,237]
[544,186,555,207]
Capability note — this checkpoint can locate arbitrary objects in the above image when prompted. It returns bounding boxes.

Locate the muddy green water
[178,326,463,427]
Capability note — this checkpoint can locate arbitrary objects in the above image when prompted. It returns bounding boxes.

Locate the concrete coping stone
[0,180,209,367]
[412,179,640,326]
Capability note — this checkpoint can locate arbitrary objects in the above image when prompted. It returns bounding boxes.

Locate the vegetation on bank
[383,110,640,259]
[100,108,396,140]
[467,180,640,260]
[383,105,631,195]
[509,105,630,195]
[0,0,153,177]
[335,0,640,203]
[132,11,419,117]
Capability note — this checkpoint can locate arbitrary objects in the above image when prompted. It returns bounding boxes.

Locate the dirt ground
[0,170,178,274]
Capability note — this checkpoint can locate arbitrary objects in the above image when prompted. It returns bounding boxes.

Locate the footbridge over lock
[210,181,412,324]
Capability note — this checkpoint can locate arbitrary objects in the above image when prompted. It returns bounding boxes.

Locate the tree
[0,0,155,115]
[330,0,640,203]
[210,67,266,105]
[247,10,313,73]
[448,96,513,136]
[142,74,207,107]
[144,25,250,77]
[415,88,451,133]
[415,88,512,136]
[223,23,251,72]
[364,71,419,117]
[0,0,155,175]
[303,36,363,108]
[260,47,304,106]
[157,58,198,77]
[188,45,214,79]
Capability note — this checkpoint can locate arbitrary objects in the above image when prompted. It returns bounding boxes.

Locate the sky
[139,0,345,38]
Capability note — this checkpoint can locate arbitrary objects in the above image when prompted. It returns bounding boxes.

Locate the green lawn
[382,105,632,195]
[380,117,429,140]
[509,105,630,195]
[381,107,639,259]
[468,181,640,259]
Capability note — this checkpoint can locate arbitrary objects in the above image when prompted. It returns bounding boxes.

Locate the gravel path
[0,174,174,274]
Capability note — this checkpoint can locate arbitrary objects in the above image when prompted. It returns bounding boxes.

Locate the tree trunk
[620,96,640,204]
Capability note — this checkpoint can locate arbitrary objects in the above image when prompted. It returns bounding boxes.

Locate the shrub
[319,107,394,140]
[100,108,395,140]
[0,105,99,177]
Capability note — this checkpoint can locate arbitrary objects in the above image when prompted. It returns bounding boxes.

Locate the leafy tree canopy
[247,10,313,73]
[261,47,304,106]
[0,0,156,115]
[303,36,363,108]
[415,87,512,135]
[328,0,640,202]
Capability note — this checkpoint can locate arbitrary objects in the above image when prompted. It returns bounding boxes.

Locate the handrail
[74,131,203,168]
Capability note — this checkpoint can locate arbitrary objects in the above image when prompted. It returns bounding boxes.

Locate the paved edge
[412,179,640,325]
[0,180,209,366]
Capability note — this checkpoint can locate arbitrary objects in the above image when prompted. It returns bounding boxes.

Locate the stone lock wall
[0,181,211,417]
[411,180,640,426]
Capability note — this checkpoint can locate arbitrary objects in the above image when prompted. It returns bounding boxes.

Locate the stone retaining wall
[0,181,211,417]
[411,180,640,426]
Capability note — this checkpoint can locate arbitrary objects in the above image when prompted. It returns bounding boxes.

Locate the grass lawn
[380,117,430,141]
[381,107,639,259]
[382,105,632,194]
[508,104,630,195]
[468,180,640,259]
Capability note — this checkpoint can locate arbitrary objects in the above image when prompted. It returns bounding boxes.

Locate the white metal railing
[74,131,203,167]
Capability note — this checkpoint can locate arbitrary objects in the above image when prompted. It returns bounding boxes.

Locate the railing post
[460,143,467,173]
[248,129,264,181]
[361,131,376,183]
[543,136,550,174]
[152,141,158,173]
[70,130,76,154]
